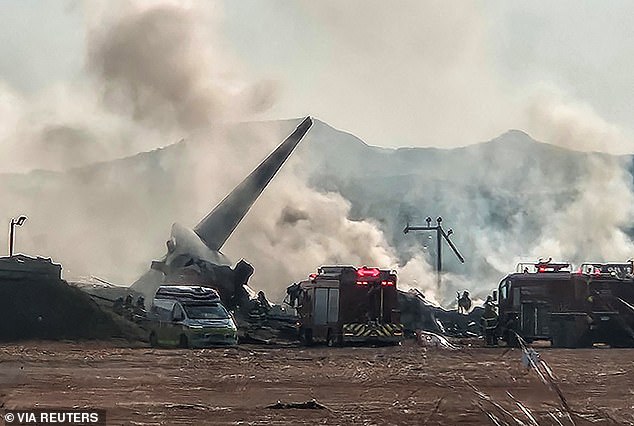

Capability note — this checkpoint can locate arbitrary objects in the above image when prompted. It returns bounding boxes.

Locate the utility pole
[404,216,464,288]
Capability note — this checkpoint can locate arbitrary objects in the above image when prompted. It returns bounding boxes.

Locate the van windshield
[183,304,229,320]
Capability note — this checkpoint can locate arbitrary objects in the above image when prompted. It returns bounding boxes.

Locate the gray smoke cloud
[0,1,420,303]
[526,89,634,263]
[89,5,225,131]
[223,172,426,301]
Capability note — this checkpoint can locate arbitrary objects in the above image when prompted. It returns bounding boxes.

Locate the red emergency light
[357,267,380,278]
[309,273,317,280]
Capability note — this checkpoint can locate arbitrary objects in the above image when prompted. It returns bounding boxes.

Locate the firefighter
[247,294,269,323]
[133,296,146,321]
[481,295,498,346]
[286,282,302,308]
[457,291,472,314]
[257,291,271,312]
[123,294,134,320]
[113,297,124,316]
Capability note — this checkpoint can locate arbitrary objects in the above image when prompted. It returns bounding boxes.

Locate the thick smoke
[224,173,434,301]
[89,5,226,131]
[0,1,422,303]
[526,91,634,263]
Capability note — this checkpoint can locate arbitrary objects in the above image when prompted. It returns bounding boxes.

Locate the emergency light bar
[515,260,571,273]
[357,267,380,278]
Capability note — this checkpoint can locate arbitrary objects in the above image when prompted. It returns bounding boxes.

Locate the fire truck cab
[291,266,403,346]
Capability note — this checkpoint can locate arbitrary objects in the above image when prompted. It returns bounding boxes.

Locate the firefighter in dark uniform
[133,296,146,321]
[123,294,134,320]
[481,295,498,346]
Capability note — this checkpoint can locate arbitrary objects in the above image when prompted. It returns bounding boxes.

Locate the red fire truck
[495,259,634,348]
[495,260,573,345]
[288,266,404,346]
[549,262,634,348]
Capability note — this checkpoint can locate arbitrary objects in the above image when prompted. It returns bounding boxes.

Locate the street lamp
[9,215,27,257]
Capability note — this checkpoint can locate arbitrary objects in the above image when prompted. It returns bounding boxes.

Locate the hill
[2,119,632,304]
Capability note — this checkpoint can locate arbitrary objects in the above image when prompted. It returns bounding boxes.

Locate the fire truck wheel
[326,329,340,347]
[505,331,520,348]
[608,336,634,348]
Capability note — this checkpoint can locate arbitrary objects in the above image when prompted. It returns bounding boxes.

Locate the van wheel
[179,335,190,349]
[149,332,158,348]
[301,328,313,346]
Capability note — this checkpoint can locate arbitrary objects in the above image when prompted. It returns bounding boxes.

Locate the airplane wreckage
[131,117,314,309]
[119,116,312,342]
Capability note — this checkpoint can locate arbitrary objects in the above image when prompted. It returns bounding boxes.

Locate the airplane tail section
[194,116,313,251]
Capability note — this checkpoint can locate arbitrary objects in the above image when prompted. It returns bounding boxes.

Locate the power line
[403,216,464,288]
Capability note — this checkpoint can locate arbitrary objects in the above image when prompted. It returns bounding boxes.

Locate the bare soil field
[0,341,632,425]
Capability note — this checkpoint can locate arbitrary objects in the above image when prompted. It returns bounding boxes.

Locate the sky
[1,1,634,153]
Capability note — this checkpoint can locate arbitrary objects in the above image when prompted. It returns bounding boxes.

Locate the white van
[148,286,238,348]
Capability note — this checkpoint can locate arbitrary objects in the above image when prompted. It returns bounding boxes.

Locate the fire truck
[289,266,404,346]
[495,260,573,346]
[495,259,634,348]
[549,262,634,348]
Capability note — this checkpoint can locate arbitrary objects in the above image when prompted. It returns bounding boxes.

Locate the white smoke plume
[224,174,435,302]
[526,90,634,263]
[454,91,634,302]
[526,87,634,154]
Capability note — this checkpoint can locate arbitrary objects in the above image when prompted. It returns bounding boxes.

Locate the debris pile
[415,330,459,350]
[266,399,328,410]
[399,289,483,337]
[235,302,299,345]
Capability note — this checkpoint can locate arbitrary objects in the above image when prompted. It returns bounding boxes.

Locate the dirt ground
[0,340,632,425]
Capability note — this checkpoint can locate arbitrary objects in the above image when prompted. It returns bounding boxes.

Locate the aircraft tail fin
[194,116,313,251]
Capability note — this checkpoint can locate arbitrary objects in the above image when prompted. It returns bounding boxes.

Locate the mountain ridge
[1,118,633,304]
